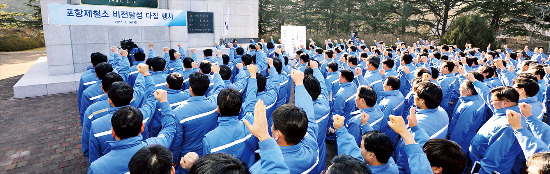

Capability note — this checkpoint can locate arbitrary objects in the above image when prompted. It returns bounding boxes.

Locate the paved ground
[0,50,46,80]
[0,49,88,173]
[0,50,335,173]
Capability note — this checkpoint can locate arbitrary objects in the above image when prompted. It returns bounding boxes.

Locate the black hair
[350,45,357,52]
[348,56,358,66]
[236,47,244,55]
[189,153,250,174]
[362,131,393,163]
[339,69,354,82]
[416,67,431,77]
[402,54,413,64]
[304,67,313,76]
[217,88,243,116]
[134,51,146,62]
[300,53,310,63]
[249,44,256,50]
[241,54,253,66]
[200,61,212,74]
[430,67,440,79]
[203,49,213,57]
[360,52,369,59]
[102,72,124,93]
[325,50,334,59]
[183,57,194,68]
[166,73,184,90]
[303,75,321,101]
[272,58,283,74]
[283,55,289,66]
[108,82,134,107]
[442,61,455,72]
[531,67,546,80]
[150,57,166,71]
[129,144,173,174]
[432,52,441,60]
[367,55,380,69]
[466,57,478,67]
[423,139,467,174]
[111,106,143,139]
[256,43,263,50]
[219,65,232,80]
[513,78,539,97]
[490,86,520,103]
[526,152,550,174]
[315,48,323,54]
[382,58,394,69]
[272,104,308,145]
[222,54,230,65]
[416,82,442,109]
[384,76,400,90]
[328,62,339,72]
[189,72,210,96]
[357,86,377,107]
[442,45,449,52]
[480,65,495,78]
[509,52,517,60]
[91,52,108,67]
[267,42,275,49]
[169,49,177,60]
[95,62,114,80]
[327,155,371,174]
[296,49,304,55]
[441,55,449,61]
[257,73,266,92]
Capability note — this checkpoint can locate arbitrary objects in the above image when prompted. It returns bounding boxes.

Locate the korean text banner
[48,3,187,26]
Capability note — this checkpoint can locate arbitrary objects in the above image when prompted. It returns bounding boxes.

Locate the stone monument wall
[40,0,259,76]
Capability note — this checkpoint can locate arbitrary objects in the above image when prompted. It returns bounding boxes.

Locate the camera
[120,39,139,51]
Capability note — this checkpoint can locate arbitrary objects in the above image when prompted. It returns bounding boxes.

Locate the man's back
[173,96,218,157]
[203,115,258,167]
[416,107,449,139]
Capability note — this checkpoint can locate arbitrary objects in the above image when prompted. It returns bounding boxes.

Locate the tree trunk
[441,0,450,36]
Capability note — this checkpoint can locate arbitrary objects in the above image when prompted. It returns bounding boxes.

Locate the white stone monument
[14,0,259,98]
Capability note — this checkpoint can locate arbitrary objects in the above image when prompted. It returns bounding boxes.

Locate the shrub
[0,35,43,51]
[441,15,496,50]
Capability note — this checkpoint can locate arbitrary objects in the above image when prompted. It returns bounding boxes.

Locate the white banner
[48,3,187,26]
[281,26,306,56]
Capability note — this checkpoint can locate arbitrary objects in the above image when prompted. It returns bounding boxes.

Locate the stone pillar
[41,0,75,76]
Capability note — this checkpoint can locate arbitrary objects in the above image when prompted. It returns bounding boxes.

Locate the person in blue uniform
[304,60,330,173]
[413,82,449,139]
[332,113,398,173]
[202,68,258,167]
[78,52,108,114]
[147,57,169,90]
[464,72,528,174]
[172,64,224,173]
[80,63,114,124]
[377,76,404,146]
[249,70,320,174]
[88,64,157,165]
[448,72,488,153]
[81,72,123,157]
[87,89,176,174]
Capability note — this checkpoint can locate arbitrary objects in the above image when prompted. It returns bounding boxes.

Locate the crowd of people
[77,33,550,174]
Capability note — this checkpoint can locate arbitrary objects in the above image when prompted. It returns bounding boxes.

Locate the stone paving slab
[0,84,88,173]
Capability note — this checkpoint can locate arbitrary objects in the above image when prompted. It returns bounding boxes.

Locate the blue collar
[280,143,301,153]
[340,82,353,87]
[188,96,206,102]
[217,116,239,126]
[459,95,480,102]
[166,89,182,94]
[416,107,439,114]
[519,96,537,104]
[495,105,520,117]
[108,135,143,150]
[378,90,401,97]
